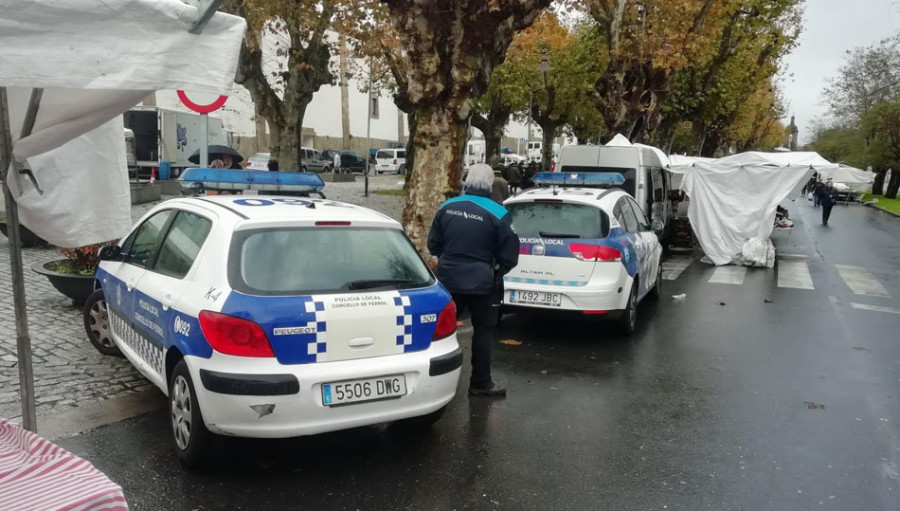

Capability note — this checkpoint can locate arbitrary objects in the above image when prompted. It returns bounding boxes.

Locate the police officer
[428,163,519,397]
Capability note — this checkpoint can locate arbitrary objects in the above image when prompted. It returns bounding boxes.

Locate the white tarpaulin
[814,165,874,192]
[669,153,821,267]
[1,0,245,247]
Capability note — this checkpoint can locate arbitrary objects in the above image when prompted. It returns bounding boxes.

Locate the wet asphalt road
[57,200,900,511]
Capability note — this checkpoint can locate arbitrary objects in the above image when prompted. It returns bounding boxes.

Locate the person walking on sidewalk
[816,179,839,225]
[332,151,342,174]
[427,163,519,397]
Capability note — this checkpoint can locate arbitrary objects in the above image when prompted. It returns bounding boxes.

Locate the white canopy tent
[668,151,875,267]
[0,0,245,431]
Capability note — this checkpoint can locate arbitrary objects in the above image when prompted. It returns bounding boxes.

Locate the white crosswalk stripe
[708,266,747,285]
[850,303,900,315]
[662,255,693,281]
[777,261,815,290]
[836,264,890,298]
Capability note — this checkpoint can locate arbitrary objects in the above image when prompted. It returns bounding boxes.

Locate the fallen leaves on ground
[540,370,548,375]
[764,298,773,303]
[500,339,522,346]
[716,301,727,306]
[804,402,825,409]
[853,346,871,352]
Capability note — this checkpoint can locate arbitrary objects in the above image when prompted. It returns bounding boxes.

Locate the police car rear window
[507,202,610,239]
[229,227,434,295]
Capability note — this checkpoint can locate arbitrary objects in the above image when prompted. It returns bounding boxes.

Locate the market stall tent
[0,0,245,431]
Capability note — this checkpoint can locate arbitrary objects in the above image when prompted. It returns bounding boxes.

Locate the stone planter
[32,260,96,305]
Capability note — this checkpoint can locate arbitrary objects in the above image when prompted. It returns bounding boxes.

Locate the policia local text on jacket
[427,180,519,396]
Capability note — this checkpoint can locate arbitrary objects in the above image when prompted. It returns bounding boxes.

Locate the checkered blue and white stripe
[394,295,412,347]
[110,312,164,374]
[304,299,328,356]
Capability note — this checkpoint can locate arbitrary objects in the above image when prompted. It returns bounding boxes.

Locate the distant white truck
[123,106,230,178]
[526,141,542,163]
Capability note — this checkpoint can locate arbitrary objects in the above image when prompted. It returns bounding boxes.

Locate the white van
[375,148,407,174]
[465,140,486,169]
[555,144,670,237]
[526,141,542,163]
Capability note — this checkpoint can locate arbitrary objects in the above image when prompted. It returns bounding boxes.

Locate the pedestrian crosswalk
[660,256,895,298]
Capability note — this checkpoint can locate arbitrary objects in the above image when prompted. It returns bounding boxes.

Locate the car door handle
[126,281,135,291]
[162,295,173,311]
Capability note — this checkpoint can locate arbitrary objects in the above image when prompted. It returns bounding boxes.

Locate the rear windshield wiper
[346,279,416,290]
[538,231,582,239]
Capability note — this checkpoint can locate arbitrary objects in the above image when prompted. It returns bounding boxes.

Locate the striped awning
[0,418,128,511]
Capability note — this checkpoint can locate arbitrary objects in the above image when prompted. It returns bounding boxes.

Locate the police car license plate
[510,290,561,307]
[321,375,407,406]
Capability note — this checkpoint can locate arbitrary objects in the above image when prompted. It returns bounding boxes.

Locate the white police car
[502,173,663,334]
[83,194,461,467]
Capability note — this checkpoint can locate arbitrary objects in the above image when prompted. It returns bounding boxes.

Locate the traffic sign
[176,90,228,114]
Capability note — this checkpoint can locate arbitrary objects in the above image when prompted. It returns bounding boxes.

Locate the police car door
[106,209,175,377]
[627,197,658,295]
[614,198,646,295]
[130,208,214,388]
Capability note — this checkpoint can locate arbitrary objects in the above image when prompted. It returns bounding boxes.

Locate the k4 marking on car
[91,195,463,468]
[501,172,663,329]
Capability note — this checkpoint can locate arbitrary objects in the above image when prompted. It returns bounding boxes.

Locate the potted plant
[32,241,116,305]
[0,216,48,247]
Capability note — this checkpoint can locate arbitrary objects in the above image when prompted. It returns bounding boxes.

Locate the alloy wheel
[171,375,192,450]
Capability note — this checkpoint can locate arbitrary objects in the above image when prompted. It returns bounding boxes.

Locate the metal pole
[364,56,374,198]
[527,86,533,161]
[200,113,208,168]
[0,87,41,432]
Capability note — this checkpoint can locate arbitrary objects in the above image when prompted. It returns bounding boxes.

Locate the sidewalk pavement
[0,175,405,433]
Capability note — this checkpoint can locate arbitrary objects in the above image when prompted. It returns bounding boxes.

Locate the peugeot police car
[502,172,663,334]
[85,194,461,467]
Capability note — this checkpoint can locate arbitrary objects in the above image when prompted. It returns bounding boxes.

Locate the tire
[647,264,662,302]
[394,405,447,431]
[618,280,638,335]
[377,170,383,175]
[83,290,122,357]
[301,165,308,172]
[170,360,214,469]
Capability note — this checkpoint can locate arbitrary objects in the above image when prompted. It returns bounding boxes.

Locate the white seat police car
[84,195,461,467]
[502,172,663,334]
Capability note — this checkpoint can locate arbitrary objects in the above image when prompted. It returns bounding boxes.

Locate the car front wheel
[83,290,121,357]
[170,360,214,469]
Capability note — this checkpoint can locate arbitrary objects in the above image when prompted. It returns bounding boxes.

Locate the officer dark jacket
[815,184,838,206]
[427,189,520,295]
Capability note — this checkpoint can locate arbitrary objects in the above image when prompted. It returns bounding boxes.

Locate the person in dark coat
[427,163,519,397]
[812,180,824,207]
[507,162,522,194]
[267,159,279,172]
[491,168,510,204]
[816,179,839,225]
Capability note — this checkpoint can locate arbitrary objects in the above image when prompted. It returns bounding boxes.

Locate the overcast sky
[781,0,900,143]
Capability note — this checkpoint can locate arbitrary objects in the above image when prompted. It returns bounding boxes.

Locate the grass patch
[373,189,407,196]
[862,193,900,215]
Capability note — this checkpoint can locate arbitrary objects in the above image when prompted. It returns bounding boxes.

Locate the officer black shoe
[468,383,507,397]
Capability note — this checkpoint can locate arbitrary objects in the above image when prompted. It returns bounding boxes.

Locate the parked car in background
[298,147,329,173]
[322,149,367,173]
[375,148,407,174]
[245,152,270,171]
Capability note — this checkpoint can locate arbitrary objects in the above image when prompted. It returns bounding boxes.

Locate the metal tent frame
[0,0,224,432]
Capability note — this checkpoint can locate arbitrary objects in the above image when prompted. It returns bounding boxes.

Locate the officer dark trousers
[451,293,496,389]
[822,204,833,225]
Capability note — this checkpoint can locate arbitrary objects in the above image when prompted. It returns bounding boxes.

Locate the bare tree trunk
[340,36,351,150]
[873,168,887,196]
[540,122,556,171]
[402,106,467,257]
[886,168,900,199]
[471,113,505,167]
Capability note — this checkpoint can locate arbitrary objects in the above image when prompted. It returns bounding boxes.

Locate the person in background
[812,180,825,207]
[267,159,279,172]
[210,159,224,169]
[221,154,241,170]
[332,151,342,173]
[491,167,510,204]
[427,163,519,397]
[816,179,839,226]
[507,162,522,194]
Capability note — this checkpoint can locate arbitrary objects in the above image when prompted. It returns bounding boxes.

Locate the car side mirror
[98,245,122,261]
[650,218,664,234]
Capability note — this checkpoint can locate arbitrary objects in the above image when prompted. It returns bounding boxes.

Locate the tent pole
[0,87,43,431]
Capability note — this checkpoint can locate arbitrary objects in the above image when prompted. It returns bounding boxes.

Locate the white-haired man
[427,163,520,397]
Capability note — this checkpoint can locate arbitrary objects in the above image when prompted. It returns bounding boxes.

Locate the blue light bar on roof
[179,168,325,192]
[533,172,626,187]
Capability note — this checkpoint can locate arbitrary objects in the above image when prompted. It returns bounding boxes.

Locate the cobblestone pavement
[0,175,404,422]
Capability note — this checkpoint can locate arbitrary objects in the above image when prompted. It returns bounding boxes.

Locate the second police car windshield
[228,227,434,295]
[507,202,610,240]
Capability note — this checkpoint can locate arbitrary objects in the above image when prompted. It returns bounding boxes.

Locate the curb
[864,203,900,219]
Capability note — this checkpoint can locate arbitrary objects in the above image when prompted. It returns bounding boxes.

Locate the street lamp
[527,58,552,153]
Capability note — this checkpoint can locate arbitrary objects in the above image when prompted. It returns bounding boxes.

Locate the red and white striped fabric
[0,419,129,511]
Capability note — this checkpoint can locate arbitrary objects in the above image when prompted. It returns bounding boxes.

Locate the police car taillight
[199,311,274,357]
[432,301,457,341]
[569,243,621,262]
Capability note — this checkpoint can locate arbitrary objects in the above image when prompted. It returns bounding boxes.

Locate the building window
[369,96,380,119]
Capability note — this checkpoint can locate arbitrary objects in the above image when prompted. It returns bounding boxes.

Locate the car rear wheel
[618,281,638,335]
[83,290,121,357]
[170,360,214,469]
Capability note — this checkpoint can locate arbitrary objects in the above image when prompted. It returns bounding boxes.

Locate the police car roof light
[533,172,626,188]
[180,168,326,193]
